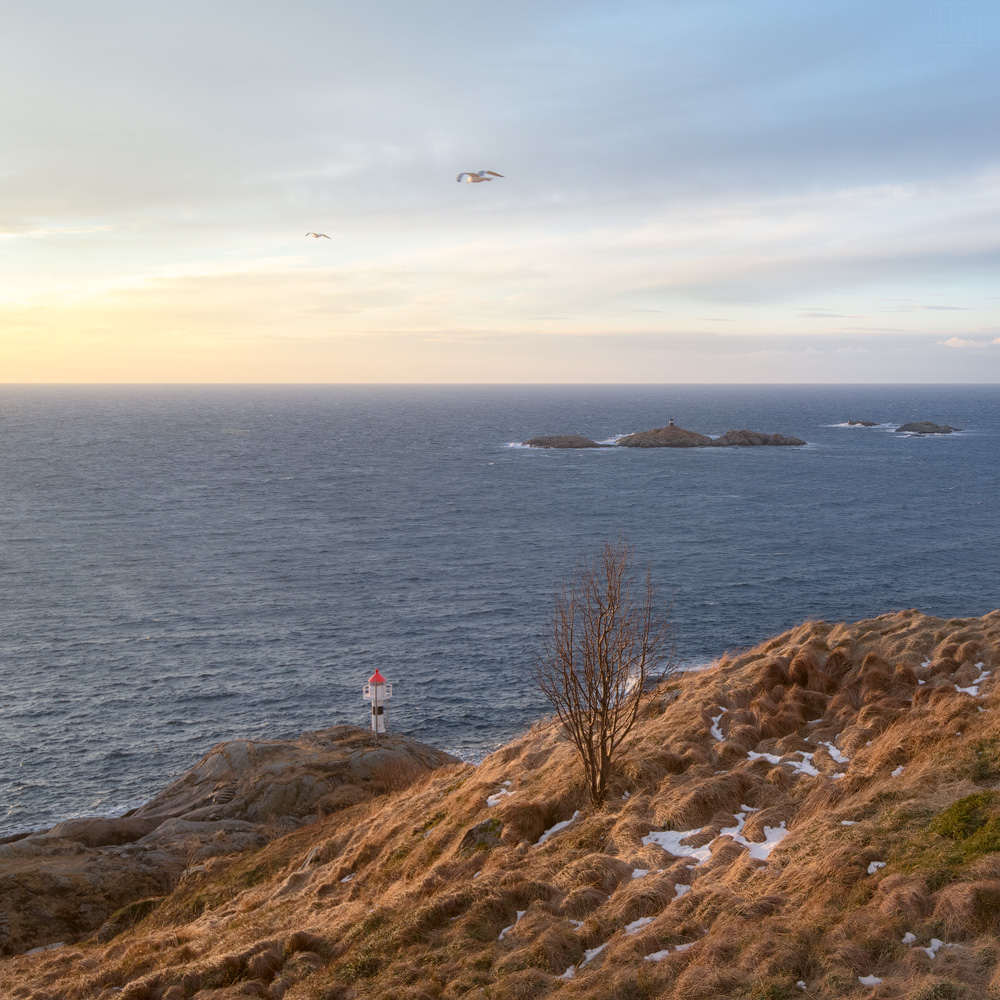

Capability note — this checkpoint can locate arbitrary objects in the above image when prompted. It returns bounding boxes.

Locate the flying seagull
[456,171,504,183]
[305,232,330,238]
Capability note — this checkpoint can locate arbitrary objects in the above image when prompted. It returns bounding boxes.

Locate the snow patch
[643,942,697,962]
[625,916,655,936]
[867,861,886,875]
[748,750,820,777]
[923,938,945,959]
[497,910,526,941]
[710,707,727,741]
[674,883,691,900]
[631,868,650,879]
[536,810,580,845]
[956,666,991,696]
[23,942,65,956]
[820,740,850,764]
[340,873,355,882]
[859,974,882,986]
[642,811,789,865]
[487,788,515,807]
[580,942,608,966]
[891,765,905,778]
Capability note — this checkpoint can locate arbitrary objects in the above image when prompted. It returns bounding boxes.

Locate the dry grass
[4,609,1000,999]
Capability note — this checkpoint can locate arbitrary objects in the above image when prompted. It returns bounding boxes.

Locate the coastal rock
[0,727,459,956]
[847,420,877,426]
[616,424,714,448]
[710,429,806,447]
[895,422,962,434]
[522,435,602,449]
[530,422,808,449]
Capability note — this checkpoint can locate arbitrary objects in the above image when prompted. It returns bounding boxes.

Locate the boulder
[710,430,806,447]
[0,727,461,956]
[616,425,713,448]
[522,435,602,449]
[895,422,961,434]
[847,420,877,427]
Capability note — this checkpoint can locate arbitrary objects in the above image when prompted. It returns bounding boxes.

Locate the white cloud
[940,337,996,348]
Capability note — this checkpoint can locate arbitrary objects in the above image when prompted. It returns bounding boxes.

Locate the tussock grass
[6,610,1000,1000]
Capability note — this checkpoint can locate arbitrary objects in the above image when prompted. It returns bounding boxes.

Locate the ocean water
[1,384,997,837]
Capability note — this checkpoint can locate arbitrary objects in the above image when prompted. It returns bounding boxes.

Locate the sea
[1,384,998,837]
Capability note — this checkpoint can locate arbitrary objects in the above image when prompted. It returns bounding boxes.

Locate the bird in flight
[305,232,330,238]
[456,171,504,183]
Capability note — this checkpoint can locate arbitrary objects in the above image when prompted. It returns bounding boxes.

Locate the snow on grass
[497,910,526,941]
[901,932,960,958]
[673,883,691,900]
[710,707,727,741]
[858,974,882,986]
[24,943,65,956]
[956,665,991,696]
[748,750,820,777]
[631,868,650,879]
[642,811,788,865]
[580,942,608,966]
[535,810,580,845]
[643,942,697,962]
[923,938,945,959]
[641,827,713,864]
[891,765,905,778]
[625,916,656,935]
[867,861,886,875]
[820,740,850,764]
[558,965,576,979]
[841,820,858,826]
[340,873,355,882]
[487,787,515,807]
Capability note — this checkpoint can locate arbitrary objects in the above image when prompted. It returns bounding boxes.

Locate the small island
[524,419,805,449]
[895,421,962,434]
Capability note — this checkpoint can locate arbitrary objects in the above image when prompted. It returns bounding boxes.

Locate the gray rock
[710,430,806,447]
[617,425,714,448]
[895,422,961,434]
[523,435,603,449]
[0,726,463,956]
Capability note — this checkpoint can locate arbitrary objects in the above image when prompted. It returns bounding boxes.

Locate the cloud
[940,336,998,348]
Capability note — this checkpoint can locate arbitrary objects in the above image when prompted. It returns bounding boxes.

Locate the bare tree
[534,539,673,805]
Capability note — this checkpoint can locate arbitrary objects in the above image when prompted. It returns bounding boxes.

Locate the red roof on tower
[369,669,386,684]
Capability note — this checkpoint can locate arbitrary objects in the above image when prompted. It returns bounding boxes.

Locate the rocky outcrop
[896,422,962,434]
[0,727,459,956]
[523,435,603,449]
[710,429,807,447]
[616,425,714,448]
[524,422,806,449]
[847,420,877,426]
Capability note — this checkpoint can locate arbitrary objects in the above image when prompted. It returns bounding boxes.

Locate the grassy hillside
[3,609,1000,1000]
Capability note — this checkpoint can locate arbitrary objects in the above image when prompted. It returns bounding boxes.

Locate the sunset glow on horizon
[2,1,998,383]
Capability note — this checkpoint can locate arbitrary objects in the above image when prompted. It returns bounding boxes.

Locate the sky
[1,0,998,382]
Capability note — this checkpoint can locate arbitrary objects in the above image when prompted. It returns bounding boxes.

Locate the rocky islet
[524,421,806,448]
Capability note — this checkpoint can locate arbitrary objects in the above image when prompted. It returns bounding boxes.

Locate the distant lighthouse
[363,669,393,735]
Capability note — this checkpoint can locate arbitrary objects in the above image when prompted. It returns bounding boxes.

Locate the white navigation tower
[363,669,392,734]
